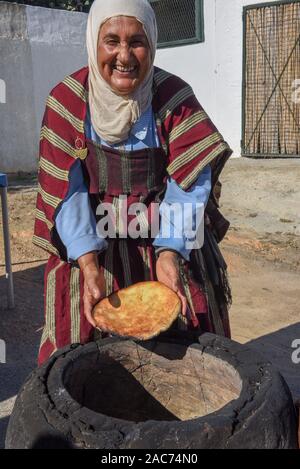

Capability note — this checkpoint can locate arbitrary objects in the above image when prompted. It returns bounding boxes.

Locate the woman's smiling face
[97,16,151,96]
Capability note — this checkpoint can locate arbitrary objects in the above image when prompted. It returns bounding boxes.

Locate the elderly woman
[34,0,232,365]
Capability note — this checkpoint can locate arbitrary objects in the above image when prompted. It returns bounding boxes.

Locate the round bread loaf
[92,281,181,340]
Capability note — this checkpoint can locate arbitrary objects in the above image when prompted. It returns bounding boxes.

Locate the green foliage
[5,0,94,12]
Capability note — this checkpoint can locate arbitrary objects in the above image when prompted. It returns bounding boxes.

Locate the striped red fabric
[33,66,231,256]
[35,66,232,366]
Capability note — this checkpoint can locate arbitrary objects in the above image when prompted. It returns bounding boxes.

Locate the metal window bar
[0,173,14,309]
[242,0,300,158]
[150,0,204,48]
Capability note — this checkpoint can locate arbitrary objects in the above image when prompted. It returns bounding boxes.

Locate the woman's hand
[155,251,187,316]
[78,252,106,327]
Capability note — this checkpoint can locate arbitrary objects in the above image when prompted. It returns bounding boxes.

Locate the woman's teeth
[114,65,136,73]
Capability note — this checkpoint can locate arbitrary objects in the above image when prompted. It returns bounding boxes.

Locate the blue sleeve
[153,165,212,261]
[55,160,108,262]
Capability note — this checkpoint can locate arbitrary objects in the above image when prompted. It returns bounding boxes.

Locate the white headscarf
[86,0,158,144]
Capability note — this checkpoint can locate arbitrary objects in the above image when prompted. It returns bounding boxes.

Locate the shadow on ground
[0,264,44,448]
[0,417,10,448]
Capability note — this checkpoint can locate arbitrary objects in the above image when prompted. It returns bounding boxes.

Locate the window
[150,0,204,48]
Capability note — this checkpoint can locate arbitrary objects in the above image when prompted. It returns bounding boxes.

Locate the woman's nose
[117,43,132,63]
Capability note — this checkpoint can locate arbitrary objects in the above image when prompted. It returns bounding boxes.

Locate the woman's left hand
[155,251,187,316]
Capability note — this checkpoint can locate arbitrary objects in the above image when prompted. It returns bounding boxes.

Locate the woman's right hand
[78,252,106,327]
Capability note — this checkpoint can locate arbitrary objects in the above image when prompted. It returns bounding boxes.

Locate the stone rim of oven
[5,333,299,449]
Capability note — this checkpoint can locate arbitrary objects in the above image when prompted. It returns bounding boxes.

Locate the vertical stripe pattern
[95,145,108,193]
[40,261,63,352]
[118,240,132,288]
[70,267,81,343]
[103,240,115,297]
[121,150,132,194]
[147,148,156,191]
[141,243,151,281]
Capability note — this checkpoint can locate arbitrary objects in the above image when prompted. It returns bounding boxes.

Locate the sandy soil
[221,158,300,340]
[0,157,299,447]
[221,159,300,402]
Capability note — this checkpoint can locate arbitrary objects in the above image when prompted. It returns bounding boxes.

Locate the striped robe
[34,66,232,365]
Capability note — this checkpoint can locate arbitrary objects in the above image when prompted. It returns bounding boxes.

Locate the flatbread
[92,281,181,340]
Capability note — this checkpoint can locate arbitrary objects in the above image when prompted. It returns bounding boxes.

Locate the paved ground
[0,263,44,447]
[0,158,299,448]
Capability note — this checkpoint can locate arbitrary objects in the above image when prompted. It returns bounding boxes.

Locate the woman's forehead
[100,15,146,36]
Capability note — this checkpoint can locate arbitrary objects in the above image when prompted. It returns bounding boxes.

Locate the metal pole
[1,186,14,309]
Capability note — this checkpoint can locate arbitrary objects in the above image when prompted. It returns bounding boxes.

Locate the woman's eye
[107,40,118,46]
[131,41,144,47]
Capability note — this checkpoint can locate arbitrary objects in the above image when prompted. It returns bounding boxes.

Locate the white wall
[0,2,87,173]
[155,0,217,119]
[26,6,88,143]
[155,0,279,157]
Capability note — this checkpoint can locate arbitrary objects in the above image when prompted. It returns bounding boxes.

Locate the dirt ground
[0,157,299,448]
